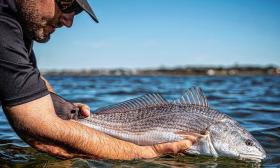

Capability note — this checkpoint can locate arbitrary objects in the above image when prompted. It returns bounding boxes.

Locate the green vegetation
[43,65,280,76]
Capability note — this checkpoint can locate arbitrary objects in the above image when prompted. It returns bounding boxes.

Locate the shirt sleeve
[0,16,49,106]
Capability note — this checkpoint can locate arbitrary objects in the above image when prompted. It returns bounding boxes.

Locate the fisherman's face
[17,0,75,43]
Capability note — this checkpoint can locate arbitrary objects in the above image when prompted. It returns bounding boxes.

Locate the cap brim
[76,0,99,23]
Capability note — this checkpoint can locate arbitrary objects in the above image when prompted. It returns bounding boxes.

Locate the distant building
[207,69,216,76]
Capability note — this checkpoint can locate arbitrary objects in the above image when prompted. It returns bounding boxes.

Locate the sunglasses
[55,0,83,14]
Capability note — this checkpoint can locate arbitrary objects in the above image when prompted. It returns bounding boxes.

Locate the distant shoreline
[43,66,280,76]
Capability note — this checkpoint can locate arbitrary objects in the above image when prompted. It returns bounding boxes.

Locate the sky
[34,0,280,70]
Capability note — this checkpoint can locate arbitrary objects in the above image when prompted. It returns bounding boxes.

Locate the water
[0,76,279,167]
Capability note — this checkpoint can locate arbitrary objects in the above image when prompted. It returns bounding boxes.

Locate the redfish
[51,87,266,161]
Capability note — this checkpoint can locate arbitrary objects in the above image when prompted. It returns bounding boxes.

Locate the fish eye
[245,139,254,146]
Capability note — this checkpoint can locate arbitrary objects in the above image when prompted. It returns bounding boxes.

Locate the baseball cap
[76,0,99,23]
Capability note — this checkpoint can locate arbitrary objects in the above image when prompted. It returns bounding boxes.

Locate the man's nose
[60,12,75,28]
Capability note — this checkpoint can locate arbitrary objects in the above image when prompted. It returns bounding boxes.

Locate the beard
[16,0,54,43]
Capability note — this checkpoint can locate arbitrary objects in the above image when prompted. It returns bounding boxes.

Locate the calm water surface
[0,76,279,167]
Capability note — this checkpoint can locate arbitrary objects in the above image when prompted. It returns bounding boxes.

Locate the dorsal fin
[174,87,209,107]
[94,93,168,114]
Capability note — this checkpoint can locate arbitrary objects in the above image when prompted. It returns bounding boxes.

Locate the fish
[50,87,266,161]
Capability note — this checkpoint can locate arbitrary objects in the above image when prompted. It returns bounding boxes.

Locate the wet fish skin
[50,87,266,161]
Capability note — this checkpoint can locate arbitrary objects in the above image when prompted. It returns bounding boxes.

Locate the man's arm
[4,94,196,160]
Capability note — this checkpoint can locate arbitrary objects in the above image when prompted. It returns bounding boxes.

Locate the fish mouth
[239,153,266,161]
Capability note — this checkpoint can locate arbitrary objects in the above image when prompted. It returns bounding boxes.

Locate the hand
[141,134,198,159]
[73,103,90,118]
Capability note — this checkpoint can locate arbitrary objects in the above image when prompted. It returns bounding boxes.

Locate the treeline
[43,66,280,76]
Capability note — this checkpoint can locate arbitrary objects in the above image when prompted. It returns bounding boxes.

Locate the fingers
[175,131,202,144]
[152,132,200,156]
[74,103,90,118]
[153,139,194,155]
[178,134,199,143]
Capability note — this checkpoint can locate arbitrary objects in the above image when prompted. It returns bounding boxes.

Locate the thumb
[74,103,91,118]
[80,105,90,117]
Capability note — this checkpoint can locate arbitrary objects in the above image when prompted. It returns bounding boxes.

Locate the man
[0,0,197,160]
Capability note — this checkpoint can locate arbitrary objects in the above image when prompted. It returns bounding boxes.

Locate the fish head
[208,118,266,161]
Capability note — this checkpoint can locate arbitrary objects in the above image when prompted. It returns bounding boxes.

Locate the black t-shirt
[0,0,49,106]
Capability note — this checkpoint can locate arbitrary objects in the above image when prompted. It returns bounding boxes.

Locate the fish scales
[82,105,224,136]
[91,111,162,130]
[93,105,220,123]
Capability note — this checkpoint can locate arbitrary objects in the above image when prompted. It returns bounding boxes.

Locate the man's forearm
[22,120,154,160]
[4,95,157,160]
[57,120,156,159]
[24,120,156,160]
[25,137,77,159]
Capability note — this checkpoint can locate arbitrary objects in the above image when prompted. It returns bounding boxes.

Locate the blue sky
[35,0,280,70]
